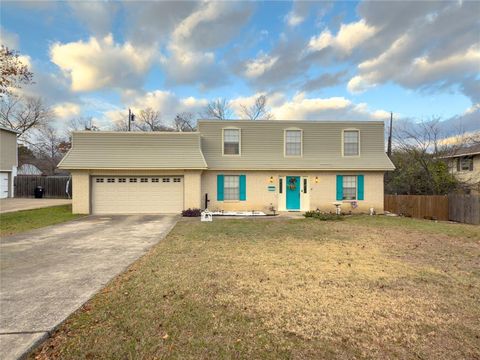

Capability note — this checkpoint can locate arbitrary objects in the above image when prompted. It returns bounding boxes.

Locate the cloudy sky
[1,0,479,133]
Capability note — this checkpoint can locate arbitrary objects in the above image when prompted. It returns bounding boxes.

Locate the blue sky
[1,1,479,133]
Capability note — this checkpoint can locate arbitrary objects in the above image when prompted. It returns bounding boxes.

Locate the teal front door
[286,176,300,210]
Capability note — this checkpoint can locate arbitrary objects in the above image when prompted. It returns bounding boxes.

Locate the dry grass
[32,216,480,359]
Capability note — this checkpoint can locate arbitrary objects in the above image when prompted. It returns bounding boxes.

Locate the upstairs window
[285,130,302,156]
[343,130,359,156]
[223,128,240,155]
[457,156,473,171]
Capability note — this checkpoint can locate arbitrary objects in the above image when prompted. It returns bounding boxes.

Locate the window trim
[222,127,241,156]
[342,129,360,157]
[284,128,303,158]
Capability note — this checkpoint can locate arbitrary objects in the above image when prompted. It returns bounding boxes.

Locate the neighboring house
[441,144,480,194]
[0,126,19,199]
[58,120,395,214]
[17,163,44,176]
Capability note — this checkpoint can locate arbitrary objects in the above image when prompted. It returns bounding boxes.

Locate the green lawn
[32,216,480,359]
[0,205,83,236]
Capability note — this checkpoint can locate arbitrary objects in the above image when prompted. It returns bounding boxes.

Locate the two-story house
[0,126,19,199]
[441,144,480,194]
[58,120,395,214]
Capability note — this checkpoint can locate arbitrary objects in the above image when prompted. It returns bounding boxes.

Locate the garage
[0,172,9,199]
[92,176,184,214]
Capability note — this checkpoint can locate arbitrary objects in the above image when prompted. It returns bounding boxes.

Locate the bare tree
[0,95,51,142]
[34,125,67,175]
[387,117,460,195]
[0,46,34,97]
[203,98,232,120]
[240,95,273,120]
[174,112,196,132]
[136,107,171,131]
[68,117,98,132]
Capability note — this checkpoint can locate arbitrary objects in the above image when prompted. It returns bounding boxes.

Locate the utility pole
[387,111,393,157]
[128,108,135,131]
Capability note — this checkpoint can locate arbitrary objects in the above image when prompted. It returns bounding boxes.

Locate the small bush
[182,208,202,217]
[304,210,344,221]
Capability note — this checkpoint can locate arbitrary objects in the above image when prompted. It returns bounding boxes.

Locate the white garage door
[0,172,9,199]
[92,176,184,214]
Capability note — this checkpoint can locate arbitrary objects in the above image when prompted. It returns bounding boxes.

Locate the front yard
[32,216,480,359]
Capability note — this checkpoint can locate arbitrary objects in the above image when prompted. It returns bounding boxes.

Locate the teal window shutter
[357,175,364,200]
[217,175,224,201]
[336,175,343,201]
[239,175,246,201]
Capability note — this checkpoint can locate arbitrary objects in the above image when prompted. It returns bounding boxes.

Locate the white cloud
[285,12,304,27]
[53,102,81,119]
[349,42,480,94]
[244,54,279,78]
[308,20,377,55]
[308,30,334,52]
[50,34,156,92]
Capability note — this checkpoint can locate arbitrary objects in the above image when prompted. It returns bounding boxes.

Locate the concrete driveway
[0,198,72,213]
[0,214,179,360]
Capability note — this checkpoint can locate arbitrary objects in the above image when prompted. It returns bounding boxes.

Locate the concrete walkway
[0,214,179,360]
[0,198,72,213]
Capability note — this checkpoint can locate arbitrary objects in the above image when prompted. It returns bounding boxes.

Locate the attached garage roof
[58,132,207,170]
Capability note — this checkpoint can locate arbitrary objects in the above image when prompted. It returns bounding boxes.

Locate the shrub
[182,208,202,217]
[304,210,344,221]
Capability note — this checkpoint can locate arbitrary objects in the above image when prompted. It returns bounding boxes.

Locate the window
[95,178,104,183]
[342,176,357,200]
[279,178,283,194]
[140,178,148,183]
[303,178,307,193]
[223,128,240,155]
[343,130,359,156]
[118,178,126,183]
[151,178,159,183]
[162,178,170,183]
[224,175,240,200]
[173,178,181,183]
[129,178,137,183]
[107,178,115,183]
[285,130,302,156]
[458,156,473,171]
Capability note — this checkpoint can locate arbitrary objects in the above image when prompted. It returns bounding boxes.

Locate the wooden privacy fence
[448,194,480,225]
[14,176,71,199]
[385,194,480,225]
[384,195,449,221]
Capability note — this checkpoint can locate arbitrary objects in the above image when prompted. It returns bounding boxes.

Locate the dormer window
[223,128,240,155]
[285,129,302,156]
[343,130,359,156]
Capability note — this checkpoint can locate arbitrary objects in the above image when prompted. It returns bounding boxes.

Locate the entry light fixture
[269,176,274,183]
[315,176,319,183]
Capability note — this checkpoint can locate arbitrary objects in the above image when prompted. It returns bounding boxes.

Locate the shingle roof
[442,144,480,158]
[58,132,208,170]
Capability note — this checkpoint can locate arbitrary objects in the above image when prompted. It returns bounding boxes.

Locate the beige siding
[201,170,384,213]
[71,169,202,214]
[0,129,17,171]
[448,154,480,193]
[198,120,394,171]
[59,132,207,170]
